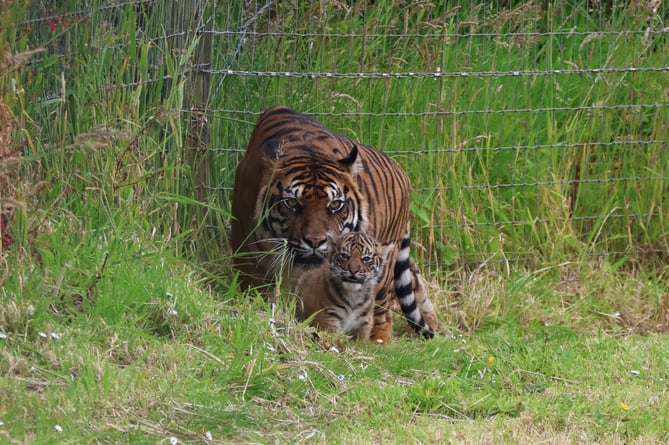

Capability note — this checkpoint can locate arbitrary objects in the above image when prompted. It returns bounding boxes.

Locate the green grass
[1,0,669,443]
[2,284,669,443]
[212,0,669,269]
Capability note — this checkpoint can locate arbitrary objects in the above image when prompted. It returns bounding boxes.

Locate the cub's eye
[283,197,299,210]
[337,252,350,261]
[361,255,374,264]
[328,199,345,213]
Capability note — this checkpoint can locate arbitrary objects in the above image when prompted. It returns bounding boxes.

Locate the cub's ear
[379,242,395,261]
[263,139,283,164]
[326,231,338,252]
[337,145,360,175]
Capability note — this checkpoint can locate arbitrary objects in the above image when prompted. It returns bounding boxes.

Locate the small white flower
[205,431,213,440]
[39,332,48,338]
[329,346,340,354]
[298,372,307,381]
[169,436,178,445]
[54,424,63,433]
[50,332,62,340]
[0,420,4,426]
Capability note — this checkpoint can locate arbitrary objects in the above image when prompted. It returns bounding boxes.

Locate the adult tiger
[230,106,437,343]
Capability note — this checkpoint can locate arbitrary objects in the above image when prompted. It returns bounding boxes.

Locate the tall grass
[4,0,664,309]
[1,0,215,329]
[212,0,668,274]
[2,0,665,312]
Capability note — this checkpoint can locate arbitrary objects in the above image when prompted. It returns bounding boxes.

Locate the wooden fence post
[170,0,212,205]
[166,0,213,259]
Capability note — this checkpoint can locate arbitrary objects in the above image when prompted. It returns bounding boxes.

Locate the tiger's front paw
[369,313,393,345]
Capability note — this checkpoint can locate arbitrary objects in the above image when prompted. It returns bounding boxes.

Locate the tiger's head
[327,231,394,290]
[254,143,368,277]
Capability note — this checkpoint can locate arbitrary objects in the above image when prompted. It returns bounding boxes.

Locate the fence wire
[12,0,669,268]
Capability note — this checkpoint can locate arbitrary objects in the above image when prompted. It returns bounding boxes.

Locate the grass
[213,0,669,269]
[1,0,669,443]
[2,282,669,443]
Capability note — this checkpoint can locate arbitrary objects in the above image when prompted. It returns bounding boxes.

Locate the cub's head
[256,144,368,270]
[327,232,394,285]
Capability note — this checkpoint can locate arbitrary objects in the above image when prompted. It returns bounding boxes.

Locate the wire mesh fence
[9,0,669,269]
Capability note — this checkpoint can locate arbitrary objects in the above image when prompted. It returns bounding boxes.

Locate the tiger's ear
[263,139,283,163]
[337,145,360,175]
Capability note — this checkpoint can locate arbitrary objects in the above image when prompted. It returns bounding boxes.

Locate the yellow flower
[488,355,495,364]
[619,402,629,411]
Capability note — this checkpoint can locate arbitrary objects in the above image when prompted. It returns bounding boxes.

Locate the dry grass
[428,261,669,338]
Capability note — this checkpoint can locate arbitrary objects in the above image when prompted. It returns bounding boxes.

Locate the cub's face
[328,232,393,285]
[255,147,367,273]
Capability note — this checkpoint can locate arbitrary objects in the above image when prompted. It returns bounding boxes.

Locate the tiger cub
[295,232,394,341]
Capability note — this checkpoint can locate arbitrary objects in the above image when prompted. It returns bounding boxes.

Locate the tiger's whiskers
[254,238,294,279]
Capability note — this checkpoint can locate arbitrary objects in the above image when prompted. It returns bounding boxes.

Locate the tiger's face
[328,232,394,289]
[254,146,368,276]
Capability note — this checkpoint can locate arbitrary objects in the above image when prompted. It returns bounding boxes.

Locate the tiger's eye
[328,199,345,213]
[361,255,373,264]
[338,252,350,261]
[283,197,299,210]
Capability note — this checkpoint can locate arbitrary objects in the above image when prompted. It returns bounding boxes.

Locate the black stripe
[393,259,410,278]
[399,299,418,314]
[325,284,348,309]
[325,309,343,322]
[374,288,388,310]
[395,282,413,299]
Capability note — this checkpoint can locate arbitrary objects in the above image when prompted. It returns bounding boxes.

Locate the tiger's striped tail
[393,226,436,339]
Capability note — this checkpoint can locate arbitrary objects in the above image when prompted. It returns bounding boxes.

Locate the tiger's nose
[303,235,327,250]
